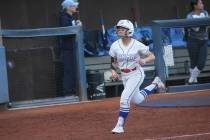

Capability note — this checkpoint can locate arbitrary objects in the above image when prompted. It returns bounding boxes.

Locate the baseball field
[0,90,210,140]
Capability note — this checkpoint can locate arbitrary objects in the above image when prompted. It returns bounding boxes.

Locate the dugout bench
[85,45,210,96]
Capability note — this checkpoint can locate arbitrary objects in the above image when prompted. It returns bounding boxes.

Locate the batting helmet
[116,19,134,37]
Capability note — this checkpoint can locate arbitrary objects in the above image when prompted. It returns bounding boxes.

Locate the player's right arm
[111,57,119,81]
[109,42,119,81]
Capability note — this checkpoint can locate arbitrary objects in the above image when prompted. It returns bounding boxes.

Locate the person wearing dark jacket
[59,0,81,96]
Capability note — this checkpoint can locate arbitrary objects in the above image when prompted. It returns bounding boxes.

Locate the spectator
[186,0,209,84]
[59,0,81,96]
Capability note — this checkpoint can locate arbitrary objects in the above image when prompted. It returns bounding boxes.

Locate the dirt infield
[0,90,210,140]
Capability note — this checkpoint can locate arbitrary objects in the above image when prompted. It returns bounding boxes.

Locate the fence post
[152,23,167,83]
[75,27,87,101]
[0,19,9,104]
[0,19,2,44]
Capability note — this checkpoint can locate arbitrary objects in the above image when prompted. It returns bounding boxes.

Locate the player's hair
[190,0,200,12]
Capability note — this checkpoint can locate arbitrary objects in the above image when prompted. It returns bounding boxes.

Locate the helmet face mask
[116,20,134,37]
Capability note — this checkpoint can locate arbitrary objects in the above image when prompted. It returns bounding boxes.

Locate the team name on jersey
[117,54,136,62]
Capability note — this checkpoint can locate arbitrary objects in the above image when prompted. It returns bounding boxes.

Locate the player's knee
[132,93,145,105]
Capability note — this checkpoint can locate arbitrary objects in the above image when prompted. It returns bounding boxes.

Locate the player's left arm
[139,51,155,66]
[138,41,155,66]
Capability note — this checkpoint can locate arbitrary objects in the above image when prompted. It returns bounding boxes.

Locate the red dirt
[0,90,210,140]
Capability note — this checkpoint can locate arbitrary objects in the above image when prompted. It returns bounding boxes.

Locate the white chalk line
[144,132,210,140]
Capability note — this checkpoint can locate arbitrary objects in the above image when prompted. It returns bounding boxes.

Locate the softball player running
[109,19,165,134]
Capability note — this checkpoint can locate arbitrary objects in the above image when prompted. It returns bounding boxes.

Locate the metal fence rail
[0,26,87,103]
[2,26,81,38]
[152,18,210,92]
[152,18,210,82]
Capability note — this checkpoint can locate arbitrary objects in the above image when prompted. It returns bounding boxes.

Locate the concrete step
[8,96,80,110]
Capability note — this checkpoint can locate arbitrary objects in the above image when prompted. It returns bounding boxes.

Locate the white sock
[188,75,194,83]
[192,67,200,83]
[193,67,200,77]
[144,84,157,91]
[116,117,124,127]
[194,78,198,83]
[188,68,194,83]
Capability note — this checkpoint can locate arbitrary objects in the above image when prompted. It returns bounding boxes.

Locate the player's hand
[111,70,119,81]
[76,20,82,26]
[139,59,146,66]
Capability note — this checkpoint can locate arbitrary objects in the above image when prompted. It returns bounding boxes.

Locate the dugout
[0,0,210,107]
[0,25,87,108]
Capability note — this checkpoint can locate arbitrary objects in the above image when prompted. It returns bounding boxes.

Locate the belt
[121,67,137,73]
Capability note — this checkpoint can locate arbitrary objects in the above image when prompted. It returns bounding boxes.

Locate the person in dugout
[59,0,82,96]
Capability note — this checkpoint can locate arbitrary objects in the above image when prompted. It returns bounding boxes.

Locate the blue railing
[152,18,210,83]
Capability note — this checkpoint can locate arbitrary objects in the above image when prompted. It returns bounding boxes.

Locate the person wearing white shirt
[110,19,165,134]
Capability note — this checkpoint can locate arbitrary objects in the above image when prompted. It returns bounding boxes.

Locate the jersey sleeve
[109,44,116,58]
[138,42,150,56]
